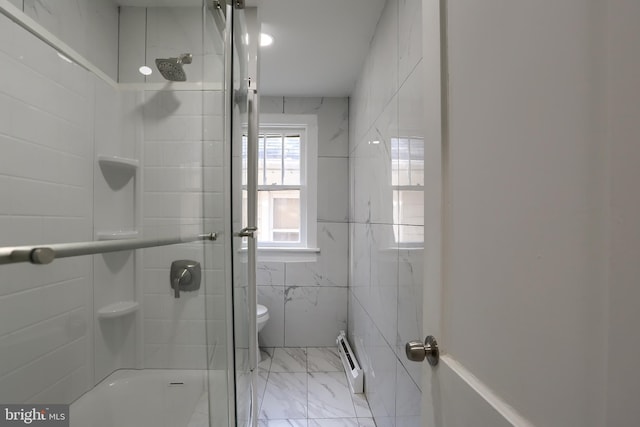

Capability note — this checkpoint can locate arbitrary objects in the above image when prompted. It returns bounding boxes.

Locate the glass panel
[410,138,425,186]
[257,190,267,241]
[230,5,252,427]
[393,190,425,244]
[0,2,232,427]
[398,190,424,225]
[256,190,301,243]
[242,135,248,186]
[393,224,425,243]
[258,134,265,185]
[394,137,412,186]
[265,134,283,185]
[391,137,400,186]
[283,135,301,185]
[273,231,301,241]
[274,197,300,229]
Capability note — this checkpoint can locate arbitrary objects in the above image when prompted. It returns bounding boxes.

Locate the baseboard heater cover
[336,330,363,394]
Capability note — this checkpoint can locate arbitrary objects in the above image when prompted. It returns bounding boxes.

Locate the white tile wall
[119,7,225,84]
[348,1,424,426]
[118,7,146,84]
[142,89,226,369]
[22,0,119,80]
[257,97,350,348]
[0,12,98,404]
[92,78,141,383]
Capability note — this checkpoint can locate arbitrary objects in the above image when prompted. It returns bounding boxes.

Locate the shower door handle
[246,90,259,373]
[235,226,257,238]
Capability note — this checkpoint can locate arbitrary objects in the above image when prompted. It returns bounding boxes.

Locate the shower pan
[0,1,257,427]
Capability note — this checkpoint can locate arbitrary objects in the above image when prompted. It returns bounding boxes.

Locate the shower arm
[0,233,217,266]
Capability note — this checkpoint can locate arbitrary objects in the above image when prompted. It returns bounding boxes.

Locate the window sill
[238,247,320,263]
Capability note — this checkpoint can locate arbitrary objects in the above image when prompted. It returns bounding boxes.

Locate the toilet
[257,304,269,333]
[257,304,269,362]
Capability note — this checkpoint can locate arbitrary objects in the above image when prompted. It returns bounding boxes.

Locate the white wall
[348,0,424,426]
[605,0,640,425]
[257,96,349,348]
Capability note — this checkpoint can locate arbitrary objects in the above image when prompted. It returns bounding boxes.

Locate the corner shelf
[97,301,139,319]
[97,155,139,171]
[96,230,139,241]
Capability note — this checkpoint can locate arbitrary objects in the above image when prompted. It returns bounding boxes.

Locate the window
[242,114,318,252]
[392,137,424,244]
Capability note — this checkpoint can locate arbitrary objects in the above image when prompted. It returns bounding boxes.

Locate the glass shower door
[228,3,257,427]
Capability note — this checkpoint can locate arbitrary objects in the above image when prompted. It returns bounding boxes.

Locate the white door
[414,1,610,426]
[418,1,512,424]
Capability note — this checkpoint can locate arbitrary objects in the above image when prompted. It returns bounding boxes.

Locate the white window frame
[256,114,318,259]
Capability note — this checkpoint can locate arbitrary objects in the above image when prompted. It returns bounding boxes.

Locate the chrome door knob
[405,335,439,366]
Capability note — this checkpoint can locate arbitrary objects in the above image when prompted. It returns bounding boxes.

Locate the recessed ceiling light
[260,33,274,47]
[139,65,153,76]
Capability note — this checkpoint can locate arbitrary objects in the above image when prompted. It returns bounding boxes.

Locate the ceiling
[257,0,385,96]
[116,0,386,96]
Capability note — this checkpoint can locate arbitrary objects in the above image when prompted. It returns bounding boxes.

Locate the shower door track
[0,232,217,265]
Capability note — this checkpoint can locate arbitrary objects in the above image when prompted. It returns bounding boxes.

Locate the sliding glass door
[227,2,256,427]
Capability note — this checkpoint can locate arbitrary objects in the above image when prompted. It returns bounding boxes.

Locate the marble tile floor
[257,347,376,427]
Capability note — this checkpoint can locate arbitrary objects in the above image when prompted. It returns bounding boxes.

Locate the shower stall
[0,0,257,426]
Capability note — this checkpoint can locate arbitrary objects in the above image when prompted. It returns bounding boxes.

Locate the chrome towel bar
[0,232,217,265]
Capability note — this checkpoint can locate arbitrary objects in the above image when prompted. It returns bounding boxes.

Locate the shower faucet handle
[170,260,201,299]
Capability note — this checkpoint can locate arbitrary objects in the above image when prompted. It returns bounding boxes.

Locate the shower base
[70,369,222,427]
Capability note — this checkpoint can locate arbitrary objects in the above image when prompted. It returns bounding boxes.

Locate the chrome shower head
[155,53,193,82]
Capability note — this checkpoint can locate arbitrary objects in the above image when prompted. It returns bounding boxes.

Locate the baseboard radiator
[336,330,363,394]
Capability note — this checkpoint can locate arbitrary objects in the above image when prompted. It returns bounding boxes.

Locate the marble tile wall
[258,97,349,348]
[348,0,424,426]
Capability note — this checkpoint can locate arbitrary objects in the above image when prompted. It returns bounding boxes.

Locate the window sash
[244,127,308,248]
[258,188,302,245]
